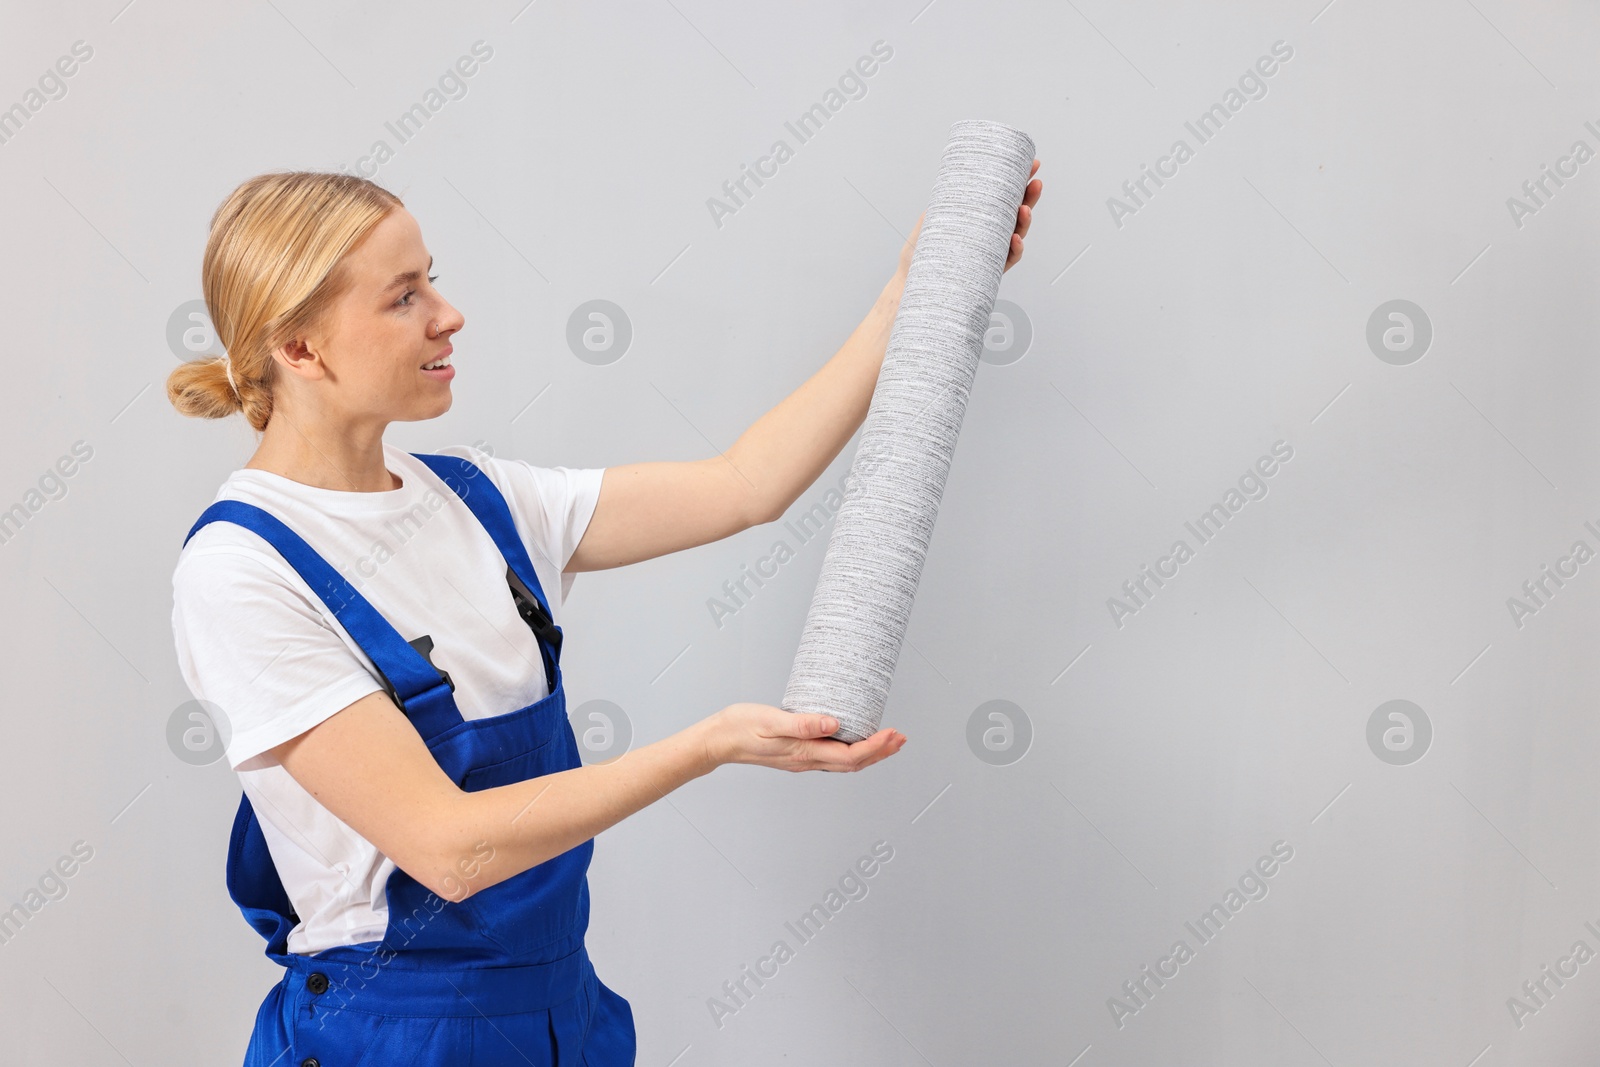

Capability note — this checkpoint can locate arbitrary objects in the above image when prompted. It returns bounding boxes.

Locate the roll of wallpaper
[781,119,1035,743]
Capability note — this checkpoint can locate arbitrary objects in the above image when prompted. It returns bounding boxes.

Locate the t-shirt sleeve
[441,445,604,607]
[172,543,384,770]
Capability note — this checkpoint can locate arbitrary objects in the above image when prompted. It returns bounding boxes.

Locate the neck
[247,411,396,492]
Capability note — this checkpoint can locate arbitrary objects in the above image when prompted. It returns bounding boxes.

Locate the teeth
[423,354,452,370]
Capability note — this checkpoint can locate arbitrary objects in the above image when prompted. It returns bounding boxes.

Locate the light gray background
[1,0,1596,1063]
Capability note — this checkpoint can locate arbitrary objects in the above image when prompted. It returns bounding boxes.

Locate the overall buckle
[375,633,455,711]
[505,565,561,691]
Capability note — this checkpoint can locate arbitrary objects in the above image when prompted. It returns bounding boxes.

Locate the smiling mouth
[422,353,452,370]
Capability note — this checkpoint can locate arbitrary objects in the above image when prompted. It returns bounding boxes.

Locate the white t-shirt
[171,441,605,955]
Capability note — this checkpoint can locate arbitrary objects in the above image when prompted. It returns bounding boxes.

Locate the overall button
[299,1059,320,1067]
[306,972,329,995]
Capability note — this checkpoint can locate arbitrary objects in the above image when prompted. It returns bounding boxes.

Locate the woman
[167,167,1041,1066]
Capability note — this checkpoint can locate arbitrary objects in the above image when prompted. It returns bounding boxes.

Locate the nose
[435,302,465,338]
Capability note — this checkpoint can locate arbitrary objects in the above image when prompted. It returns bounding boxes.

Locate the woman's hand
[702,702,907,773]
[895,158,1044,277]
[1005,158,1043,272]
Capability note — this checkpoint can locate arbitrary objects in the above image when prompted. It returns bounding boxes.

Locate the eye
[396,276,438,308]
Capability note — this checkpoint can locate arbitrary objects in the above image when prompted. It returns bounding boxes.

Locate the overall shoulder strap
[183,500,463,741]
[411,453,563,690]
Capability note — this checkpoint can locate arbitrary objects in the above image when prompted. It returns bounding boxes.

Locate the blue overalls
[182,452,636,1067]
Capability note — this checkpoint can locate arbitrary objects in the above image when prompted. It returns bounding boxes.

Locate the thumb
[797,712,839,738]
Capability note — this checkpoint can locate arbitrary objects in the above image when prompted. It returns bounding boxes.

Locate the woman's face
[283,207,465,425]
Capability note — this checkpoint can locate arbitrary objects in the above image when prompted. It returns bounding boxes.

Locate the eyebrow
[382,255,433,294]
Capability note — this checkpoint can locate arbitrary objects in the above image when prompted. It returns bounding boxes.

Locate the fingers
[1004,232,1023,271]
[1003,170,1042,272]
[1013,167,1043,252]
[748,706,905,771]
[1011,194,1036,245]
[847,729,906,770]
[1023,174,1043,208]
[799,727,907,772]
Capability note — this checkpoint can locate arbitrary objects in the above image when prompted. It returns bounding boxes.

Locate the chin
[403,396,453,422]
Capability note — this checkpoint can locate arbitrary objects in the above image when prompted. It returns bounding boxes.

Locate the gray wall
[2,0,1597,1063]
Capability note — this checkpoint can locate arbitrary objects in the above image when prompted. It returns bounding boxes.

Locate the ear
[274,335,326,380]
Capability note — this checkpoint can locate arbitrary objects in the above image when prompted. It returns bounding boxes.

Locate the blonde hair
[165,171,404,433]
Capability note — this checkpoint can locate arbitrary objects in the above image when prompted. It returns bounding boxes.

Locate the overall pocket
[459,743,556,792]
[457,717,591,961]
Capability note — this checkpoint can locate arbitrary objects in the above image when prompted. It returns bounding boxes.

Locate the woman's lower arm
[430,716,721,900]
